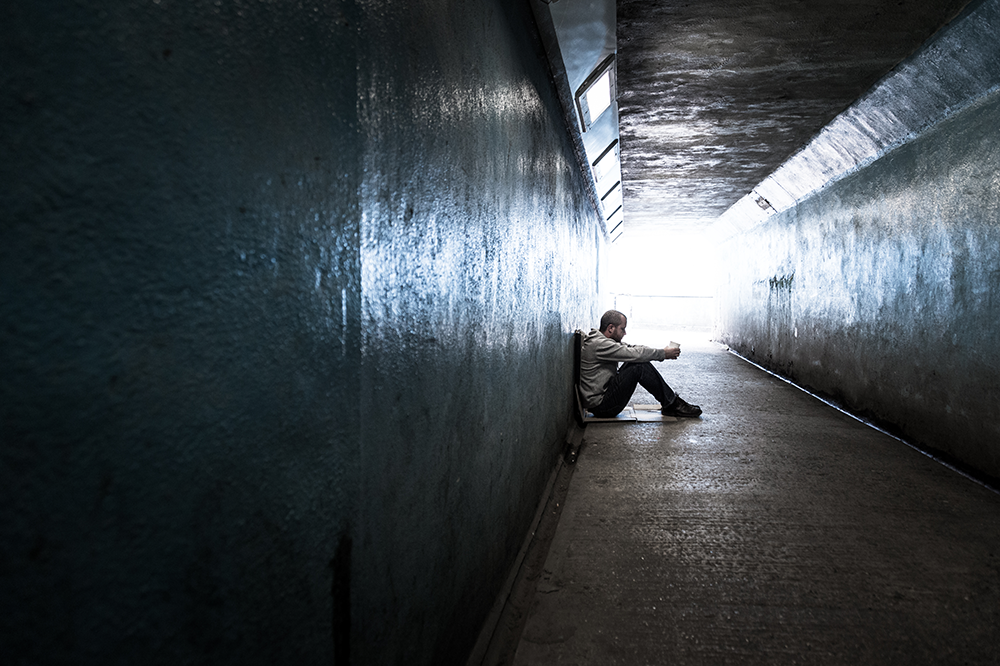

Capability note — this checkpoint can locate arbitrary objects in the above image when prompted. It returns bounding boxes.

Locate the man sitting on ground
[580,309,702,418]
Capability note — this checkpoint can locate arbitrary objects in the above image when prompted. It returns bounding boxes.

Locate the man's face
[606,318,626,342]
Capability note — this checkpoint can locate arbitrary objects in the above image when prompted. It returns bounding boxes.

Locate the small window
[607,207,623,232]
[601,181,623,219]
[575,55,616,132]
[591,139,620,185]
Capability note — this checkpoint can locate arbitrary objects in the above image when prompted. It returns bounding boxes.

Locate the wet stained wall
[717,88,1000,481]
[1,1,362,663]
[354,2,601,664]
[1,0,603,664]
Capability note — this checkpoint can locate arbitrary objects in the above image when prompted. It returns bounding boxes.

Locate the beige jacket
[579,328,666,409]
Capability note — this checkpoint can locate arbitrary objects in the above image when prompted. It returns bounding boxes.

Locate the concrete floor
[511,331,1000,664]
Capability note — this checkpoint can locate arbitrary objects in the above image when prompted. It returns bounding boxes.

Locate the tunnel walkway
[509,330,1000,665]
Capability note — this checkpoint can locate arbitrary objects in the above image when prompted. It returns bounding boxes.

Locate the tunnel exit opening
[607,225,719,332]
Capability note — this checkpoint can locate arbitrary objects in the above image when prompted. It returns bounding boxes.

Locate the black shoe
[661,396,702,418]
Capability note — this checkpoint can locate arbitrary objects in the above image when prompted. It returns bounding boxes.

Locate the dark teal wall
[354,2,600,663]
[1,0,603,664]
[1,1,362,663]
[718,89,1000,481]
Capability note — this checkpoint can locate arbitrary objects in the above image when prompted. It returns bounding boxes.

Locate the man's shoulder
[582,329,623,355]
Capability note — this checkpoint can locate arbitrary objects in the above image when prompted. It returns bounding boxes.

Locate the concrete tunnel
[2,0,1000,663]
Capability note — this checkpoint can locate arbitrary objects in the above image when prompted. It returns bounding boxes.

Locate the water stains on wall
[718,89,1000,481]
[355,2,602,663]
[0,0,604,663]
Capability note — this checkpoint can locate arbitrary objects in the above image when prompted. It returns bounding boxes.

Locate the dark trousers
[591,361,677,418]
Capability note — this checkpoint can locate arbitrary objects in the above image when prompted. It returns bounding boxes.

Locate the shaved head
[599,309,626,333]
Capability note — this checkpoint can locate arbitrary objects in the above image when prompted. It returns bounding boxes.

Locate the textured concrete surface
[2,2,361,663]
[513,334,1000,664]
[717,77,1000,482]
[1,1,603,664]
[720,0,1000,232]
[355,1,603,663]
[617,0,971,229]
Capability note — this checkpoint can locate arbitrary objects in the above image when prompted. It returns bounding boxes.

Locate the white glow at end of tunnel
[607,226,720,330]
[609,227,718,296]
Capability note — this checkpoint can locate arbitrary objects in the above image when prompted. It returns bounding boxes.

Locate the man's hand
[663,345,681,360]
